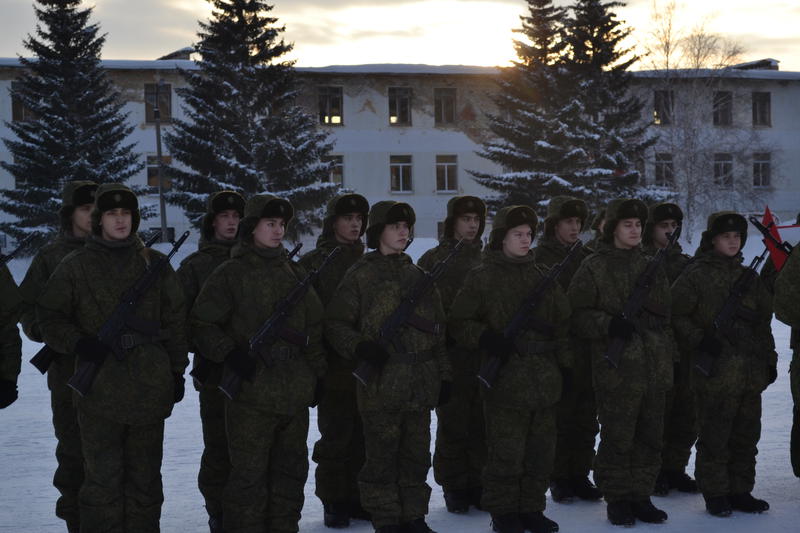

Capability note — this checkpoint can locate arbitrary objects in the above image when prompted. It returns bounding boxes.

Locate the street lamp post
[153,79,169,242]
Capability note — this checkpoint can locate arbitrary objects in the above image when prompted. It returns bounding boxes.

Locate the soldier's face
[454,213,481,241]
[333,212,364,244]
[613,218,642,249]
[712,231,742,257]
[502,224,533,258]
[379,221,410,255]
[72,204,93,238]
[100,208,133,241]
[555,217,582,246]
[653,219,679,248]
[213,209,240,241]
[252,217,285,249]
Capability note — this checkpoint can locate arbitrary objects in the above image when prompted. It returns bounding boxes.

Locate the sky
[0,0,798,71]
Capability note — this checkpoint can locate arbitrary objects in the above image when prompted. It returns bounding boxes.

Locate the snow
[2,240,800,532]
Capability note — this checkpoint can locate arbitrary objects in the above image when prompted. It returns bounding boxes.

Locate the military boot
[664,469,698,493]
[653,470,670,496]
[208,514,223,533]
[703,494,732,517]
[350,500,371,521]
[520,511,559,533]
[469,486,483,510]
[630,498,667,523]
[402,518,437,532]
[729,493,769,513]
[375,526,402,533]
[67,522,80,533]
[606,501,635,526]
[324,502,351,528]
[569,476,602,501]
[443,488,471,513]
[548,478,575,503]
[491,513,524,533]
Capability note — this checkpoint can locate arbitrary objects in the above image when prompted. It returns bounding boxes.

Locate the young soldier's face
[712,231,742,257]
[100,208,133,241]
[653,219,679,248]
[502,223,533,258]
[555,216,582,246]
[379,221,410,255]
[613,218,642,249]
[252,217,285,249]
[333,212,364,244]
[453,213,481,242]
[213,209,240,241]
[72,204,93,237]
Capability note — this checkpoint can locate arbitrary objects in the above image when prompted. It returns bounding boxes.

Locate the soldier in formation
[0,261,22,411]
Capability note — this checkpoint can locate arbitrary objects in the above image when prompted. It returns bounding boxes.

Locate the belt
[118,329,170,350]
[268,345,300,362]
[390,349,435,364]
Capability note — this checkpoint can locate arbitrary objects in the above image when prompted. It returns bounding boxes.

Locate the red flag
[762,206,788,271]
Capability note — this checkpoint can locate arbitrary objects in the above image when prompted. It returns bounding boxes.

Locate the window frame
[11,81,36,122]
[654,152,674,187]
[713,91,733,126]
[322,154,344,185]
[653,90,674,125]
[713,153,734,188]
[388,87,412,126]
[318,86,344,126]
[146,154,173,190]
[752,92,771,127]
[389,155,413,192]
[752,152,771,188]
[144,83,172,124]
[434,88,456,125]
[435,154,458,192]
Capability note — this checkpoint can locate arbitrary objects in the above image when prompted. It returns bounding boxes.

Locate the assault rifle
[218,246,341,400]
[287,242,302,260]
[477,240,583,389]
[604,226,681,368]
[67,231,190,396]
[695,246,770,377]
[748,215,794,256]
[30,232,163,375]
[352,240,464,386]
[1,234,35,265]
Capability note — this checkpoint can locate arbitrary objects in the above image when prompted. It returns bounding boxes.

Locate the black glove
[560,367,573,394]
[438,380,452,406]
[173,373,185,403]
[768,365,778,385]
[310,379,324,408]
[673,361,681,385]
[0,379,18,409]
[75,337,111,365]
[479,329,515,360]
[227,348,256,381]
[698,331,722,358]
[355,340,390,368]
[608,315,635,341]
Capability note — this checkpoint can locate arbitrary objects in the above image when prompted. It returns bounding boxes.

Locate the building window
[752,92,771,126]
[753,152,771,188]
[653,90,673,125]
[390,155,413,192]
[389,87,412,125]
[318,86,343,125]
[654,153,674,186]
[11,82,36,122]
[713,91,732,126]
[436,155,458,191]
[434,88,456,125]
[146,154,172,190]
[322,155,344,185]
[713,153,733,188]
[144,83,172,124]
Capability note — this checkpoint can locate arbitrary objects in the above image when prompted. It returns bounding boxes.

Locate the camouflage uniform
[568,199,673,515]
[18,180,96,529]
[672,213,776,505]
[37,184,188,533]
[449,205,570,529]
[533,196,598,500]
[418,196,487,510]
[325,201,451,531]
[0,263,22,409]
[190,195,325,533]
[301,193,370,521]
[176,190,244,525]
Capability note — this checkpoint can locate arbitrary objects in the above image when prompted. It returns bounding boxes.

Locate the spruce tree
[1,0,142,248]
[166,0,336,236]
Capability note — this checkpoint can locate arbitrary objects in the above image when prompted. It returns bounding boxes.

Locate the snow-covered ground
[1,236,799,532]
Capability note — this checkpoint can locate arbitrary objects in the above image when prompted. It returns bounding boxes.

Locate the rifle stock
[1,234,35,265]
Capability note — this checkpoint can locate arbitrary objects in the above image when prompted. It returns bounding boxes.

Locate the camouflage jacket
[190,242,325,414]
[533,236,592,290]
[775,248,800,331]
[1,264,22,383]
[37,235,188,425]
[417,238,483,314]
[568,243,674,393]
[643,241,692,284]
[325,251,451,412]
[448,250,571,410]
[672,251,776,393]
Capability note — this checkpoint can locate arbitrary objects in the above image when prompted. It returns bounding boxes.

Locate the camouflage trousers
[661,356,697,472]
[198,386,230,518]
[359,410,432,528]
[77,409,165,533]
[482,402,556,514]
[312,378,365,506]
[694,386,762,497]
[433,363,486,492]
[594,388,665,502]
[224,402,309,533]
[792,350,800,477]
[552,356,598,480]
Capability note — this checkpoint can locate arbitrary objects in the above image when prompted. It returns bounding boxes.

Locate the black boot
[208,514,224,533]
[653,470,670,496]
[469,486,483,510]
[520,511,559,533]
[402,518,436,533]
[704,494,732,517]
[606,501,635,526]
[665,469,698,493]
[630,498,667,523]
[569,476,602,501]
[491,513,525,533]
[324,502,351,528]
[549,478,575,503]
[350,500,371,521]
[443,488,471,513]
[375,526,402,533]
[66,522,80,533]
[729,493,769,513]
